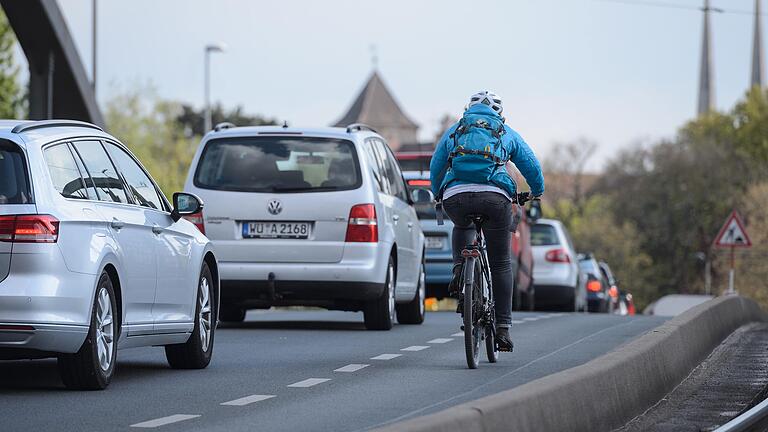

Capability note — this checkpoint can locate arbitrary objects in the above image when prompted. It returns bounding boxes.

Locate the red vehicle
[511,203,536,310]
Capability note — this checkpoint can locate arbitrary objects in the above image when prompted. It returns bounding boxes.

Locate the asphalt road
[0,310,667,432]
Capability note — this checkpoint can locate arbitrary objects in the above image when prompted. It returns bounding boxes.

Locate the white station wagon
[0,120,218,389]
[184,123,426,330]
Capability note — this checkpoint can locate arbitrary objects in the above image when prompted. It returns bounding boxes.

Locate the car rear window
[0,140,32,204]
[579,259,600,275]
[531,224,559,246]
[194,136,362,193]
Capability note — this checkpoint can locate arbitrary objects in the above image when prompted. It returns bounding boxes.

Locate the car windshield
[531,224,559,246]
[194,136,361,193]
[579,259,600,275]
[0,141,32,204]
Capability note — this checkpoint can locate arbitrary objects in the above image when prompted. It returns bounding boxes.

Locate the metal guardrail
[715,397,768,432]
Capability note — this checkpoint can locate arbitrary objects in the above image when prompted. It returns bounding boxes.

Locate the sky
[54,0,762,170]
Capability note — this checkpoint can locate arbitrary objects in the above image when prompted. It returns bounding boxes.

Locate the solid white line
[334,364,369,373]
[401,345,430,351]
[287,378,331,388]
[130,414,200,428]
[451,332,464,337]
[428,338,453,344]
[220,394,276,406]
[371,354,402,360]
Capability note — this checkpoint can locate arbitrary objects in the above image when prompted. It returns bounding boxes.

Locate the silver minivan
[184,124,426,330]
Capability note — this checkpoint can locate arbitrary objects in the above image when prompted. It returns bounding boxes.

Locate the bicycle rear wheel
[485,325,498,363]
[463,257,481,369]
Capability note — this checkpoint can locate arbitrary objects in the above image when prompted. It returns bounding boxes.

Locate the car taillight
[545,248,570,263]
[0,215,60,243]
[346,204,378,243]
[183,211,205,234]
[407,179,431,187]
[587,280,602,292]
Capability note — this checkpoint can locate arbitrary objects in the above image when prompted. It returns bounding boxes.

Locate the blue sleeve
[429,125,455,197]
[507,128,545,196]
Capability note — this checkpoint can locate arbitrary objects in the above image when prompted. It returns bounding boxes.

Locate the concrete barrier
[375,295,766,432]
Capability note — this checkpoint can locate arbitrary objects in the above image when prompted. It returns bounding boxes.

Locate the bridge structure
[0,0,103,126]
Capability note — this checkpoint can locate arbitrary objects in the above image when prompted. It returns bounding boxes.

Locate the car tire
[526,285,536,312]
[165,262,215,369]
[220,305,246,323]
[396,261,425,325]
[58,271,117,390]
[364,257,395,331]
[512,275,522,312]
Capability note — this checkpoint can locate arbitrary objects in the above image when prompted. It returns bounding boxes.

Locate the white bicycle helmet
[467,91,503,115]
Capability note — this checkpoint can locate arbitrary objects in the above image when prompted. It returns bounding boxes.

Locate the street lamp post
[204,43,226,133]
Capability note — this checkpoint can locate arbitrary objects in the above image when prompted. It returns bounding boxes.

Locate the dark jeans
[443,192,514,327]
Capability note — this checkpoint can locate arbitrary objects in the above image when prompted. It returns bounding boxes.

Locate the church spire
[698,0,715,115]
[752,0,764,88]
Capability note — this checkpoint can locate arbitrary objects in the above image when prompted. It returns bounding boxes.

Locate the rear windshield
[531,224,559,246]
[194,136,361,193]
[579,259,600,275]
[0,141,32,204]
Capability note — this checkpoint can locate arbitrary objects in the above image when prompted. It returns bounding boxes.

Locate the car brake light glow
[182,211,205,235]
[544,248,570,263]
[587,280,602,292]
[345,204,378,242]
[0,215,60,243]
[407,179,431,187]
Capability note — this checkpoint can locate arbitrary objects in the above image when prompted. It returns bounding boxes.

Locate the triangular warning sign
[714,211,752,248]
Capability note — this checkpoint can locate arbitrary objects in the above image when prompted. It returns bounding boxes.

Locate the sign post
[713,211,752,295]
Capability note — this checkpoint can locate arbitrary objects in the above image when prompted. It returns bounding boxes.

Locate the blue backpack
[447,111,508,186]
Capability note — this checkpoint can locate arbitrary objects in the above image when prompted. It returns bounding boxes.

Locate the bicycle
[455,192,533,369]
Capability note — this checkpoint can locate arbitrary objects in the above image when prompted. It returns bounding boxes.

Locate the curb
[374,295,767,432]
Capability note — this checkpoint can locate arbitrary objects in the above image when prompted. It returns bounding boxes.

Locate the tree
[0,9,24,118]
[105,88,197,196]
[176,103,277,137]
[731,182,768,309]
[542,138,598,208]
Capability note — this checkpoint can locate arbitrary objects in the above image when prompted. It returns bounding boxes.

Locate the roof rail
[11,120,104,134]
[213,122,236,132]
[346,123,378,134]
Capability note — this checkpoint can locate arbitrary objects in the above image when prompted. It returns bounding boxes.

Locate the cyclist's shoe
[495,327,514,352]
[448,263,462,297]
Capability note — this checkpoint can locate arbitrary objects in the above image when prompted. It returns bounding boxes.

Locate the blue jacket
[429,104,545,198]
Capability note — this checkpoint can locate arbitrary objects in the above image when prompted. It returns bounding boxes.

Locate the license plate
[425,236,445,249]
[242,222,311,239]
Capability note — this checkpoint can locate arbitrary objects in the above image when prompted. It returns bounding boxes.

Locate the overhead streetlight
[204,43,227,133]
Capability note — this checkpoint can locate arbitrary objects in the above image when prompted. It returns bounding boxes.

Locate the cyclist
[429,91,544,352]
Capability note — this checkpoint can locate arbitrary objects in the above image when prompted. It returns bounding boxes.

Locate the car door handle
[152,225,164,235]
[110,219,125,230]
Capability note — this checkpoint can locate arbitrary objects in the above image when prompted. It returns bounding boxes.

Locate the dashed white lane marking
[522,317,541,321]
[401,345,430,352]
[549,313,565,317]
[221,394,276,406]
[130,414,201,428]
[511,320,525,324]
[538,315,553,319]
[451,332,464,337]
[334,364,369,373]
[371,354,402,360]
[287,378,331,388]
[428,338,453,344]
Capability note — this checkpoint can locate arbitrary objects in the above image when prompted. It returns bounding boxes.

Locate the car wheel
[364,257,395,330]
[396,261,425,325]
[220,305,246,323]
[58,271,117,390]
[512,275,522,312]
[526,284,536,312]
[165,262,215,369]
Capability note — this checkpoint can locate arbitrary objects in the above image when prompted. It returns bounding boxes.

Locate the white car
[530,219,587,311]
[0,120,218,390]
[184,123,426,330]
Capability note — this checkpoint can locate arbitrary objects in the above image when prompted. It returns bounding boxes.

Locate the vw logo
[267,199,282,215]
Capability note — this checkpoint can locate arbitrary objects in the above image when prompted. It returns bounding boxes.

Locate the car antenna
[282,120,289,129]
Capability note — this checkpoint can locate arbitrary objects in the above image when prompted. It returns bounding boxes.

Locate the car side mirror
[171,192,204,222]
[527,199,542,221]
[410,188,434,204]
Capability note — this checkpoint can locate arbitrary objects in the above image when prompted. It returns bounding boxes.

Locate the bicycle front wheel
[463,257,481,369]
